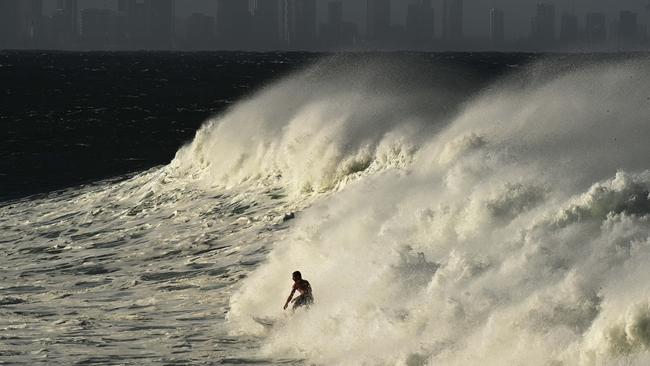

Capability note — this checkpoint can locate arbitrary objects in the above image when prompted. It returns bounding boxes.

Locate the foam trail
[225,59,650,365]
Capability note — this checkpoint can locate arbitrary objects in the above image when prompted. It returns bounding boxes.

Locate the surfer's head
[292,271,302,281]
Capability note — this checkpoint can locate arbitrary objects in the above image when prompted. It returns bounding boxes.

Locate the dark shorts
[292,294,314,310]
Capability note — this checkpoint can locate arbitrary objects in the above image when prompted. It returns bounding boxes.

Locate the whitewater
[2,55,650,365]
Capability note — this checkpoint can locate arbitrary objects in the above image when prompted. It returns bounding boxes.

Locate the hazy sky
[42,0,650,40]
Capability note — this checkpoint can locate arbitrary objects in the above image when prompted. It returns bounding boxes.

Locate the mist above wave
[221,58,650,365]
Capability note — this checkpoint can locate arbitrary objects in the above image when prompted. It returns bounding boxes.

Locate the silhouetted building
[0,0,48,48]
[559,13,579,43]
[217,0,251,49]
[618,11,638,43]
[489,8,505,47]
[0,0,46,48]
[124,0,149,46]
[585,12,606,43]
[81,8,115,48]
[281,0,317,49]
[150,0,175,48]
[531,3,555,46]
[366,0,391,40]
[0,1,22,47]
[119,0,174,48]
[252,0,282,49]
[0,1,13,47]
[118,0,127,12]
[185,13,215,49]
[442,0,463,42]
[320,1,358,49]
[328,1,343,25]
[29,0,44,44]
[406,0,435,44]
[56,0,79,41]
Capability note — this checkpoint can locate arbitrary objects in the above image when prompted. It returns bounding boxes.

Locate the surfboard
[252,316,276,327]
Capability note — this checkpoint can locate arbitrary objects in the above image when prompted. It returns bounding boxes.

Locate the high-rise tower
[366,0,391,40]
[490,8,505,47]
[442,0,463,41]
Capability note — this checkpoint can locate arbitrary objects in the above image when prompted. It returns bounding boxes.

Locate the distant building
[585,12,606,43]
[252,0,282,50]
[320,1,358,49]
[366,0,391,41]
[0,0,45,48]
[406,0,435,44]
[489,8,505,47]
[531,3,555,45]
[185,13,215,49]
[57,0,78,37]
[121,0,174,49]
[124,0,149,46]
[328,1,343,25]
[559,13,579,43]
[217,0,251,49]
[618,11,638,43]
[30,0,45,43]
[280,0,317,50]
[118,0,127,12]
[81,8,115,48]
[150,0,175,48]
[442,0,463,42]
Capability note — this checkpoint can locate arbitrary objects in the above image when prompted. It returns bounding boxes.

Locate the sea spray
[226,59,650,365]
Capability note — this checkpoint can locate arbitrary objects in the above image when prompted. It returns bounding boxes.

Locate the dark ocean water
[1,51,317,201]
[0,51,546,202]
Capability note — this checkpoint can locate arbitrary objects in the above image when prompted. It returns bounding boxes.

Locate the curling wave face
[2,56,650,365]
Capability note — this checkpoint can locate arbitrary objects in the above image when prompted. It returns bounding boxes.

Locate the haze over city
[2,0,650,51]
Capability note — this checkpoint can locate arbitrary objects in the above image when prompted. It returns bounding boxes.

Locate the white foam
[226,59,650,365]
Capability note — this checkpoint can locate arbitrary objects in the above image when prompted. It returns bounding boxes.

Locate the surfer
[283,271,314,311]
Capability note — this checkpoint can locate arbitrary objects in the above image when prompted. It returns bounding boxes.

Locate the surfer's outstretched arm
[283,288,296,310]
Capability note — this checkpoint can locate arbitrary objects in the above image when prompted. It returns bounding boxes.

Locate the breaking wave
[3,55,650,365]
[221,58,650,365]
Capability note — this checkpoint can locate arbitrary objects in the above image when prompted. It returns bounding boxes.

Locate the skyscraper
[118,0,127,12]
[442,0,463,42]
[217,0,251,49]
[585,12,606,43]
[489,8,505,47]
[150,0,174,48]
[120,0,174,49]
[328,1,343,26]
[57,0,78,38]
[186,12,215,49]
[618,11,638,43]
[280,0,316,50]
[252,0,282,49]
[406,0,435,43]
[0,1,20,47]
[0,0,45,47]
[531,3,555,45]
[80,8,114,47]
[125,0,149,46]
[559,13,578,43]
[320,1,357,49]
[366,0,391,40]
[51,0,79,47]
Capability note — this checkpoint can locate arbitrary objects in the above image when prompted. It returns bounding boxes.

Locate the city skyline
[2,0,650,51]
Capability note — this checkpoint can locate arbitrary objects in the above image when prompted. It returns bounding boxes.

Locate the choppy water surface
[3,53,650,365]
